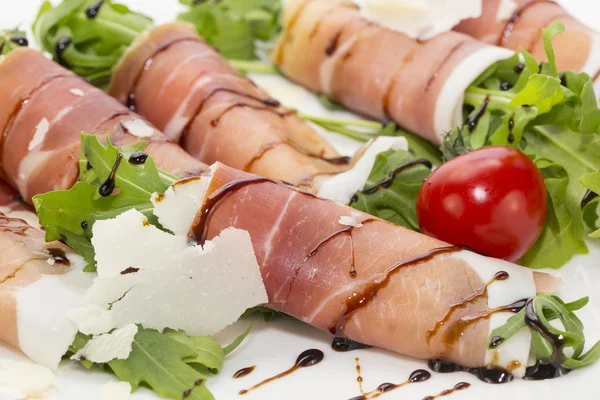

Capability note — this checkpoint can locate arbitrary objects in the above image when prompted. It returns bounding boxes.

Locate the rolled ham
[108,22,351,189]
[455,0,600,81]
[0,47,206,202]
[272,0,514,144]
[190,162,559,376]
[0,181,92,369]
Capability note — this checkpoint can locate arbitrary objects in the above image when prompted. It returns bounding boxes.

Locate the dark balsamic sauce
[127,37,202,112]
[128,151,148,165]
[332,337,372,352]
[467,95,490,132]
[348,369,431,400]
[514,63,525,73]
[560,73,567,87]
[581,189,598,209]
[239,349,324,395]
[81,221,89,230]
[210,102,292,127]
[428,359,513,384]
[9,36,28,47]
[426,271,509,341]
[422,381,471,400]
[182,378,204,399]
[233,366,256,379]
[55,37,72,67]
[355,357,364,394]
[330,246,463,336]
[325,31,342,56]
[507,116,515,143]
[120,267,140,275]
[98,153,123,197]
[85,0,104,19]
[47,248,70,266]
[500,81,513,91]
[357,159,432,197]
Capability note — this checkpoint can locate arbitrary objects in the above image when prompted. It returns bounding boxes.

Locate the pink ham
[273,0,513,144]
[108,23,351,189]
[455,0,600,77]
[0,48,206,202]
[193,163,559,368]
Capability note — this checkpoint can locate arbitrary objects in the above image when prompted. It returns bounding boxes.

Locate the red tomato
[417,146,547,261]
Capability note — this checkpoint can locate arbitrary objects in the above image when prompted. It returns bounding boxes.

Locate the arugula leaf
[178,0,281,61]
[0,29,29,55]
[222,324,253,356]
[350,149,431,231]
[581,172,600,237]
[241,306,286,322]
[33,134,168,271]
[446,22,600,269]
[33,0,152,87]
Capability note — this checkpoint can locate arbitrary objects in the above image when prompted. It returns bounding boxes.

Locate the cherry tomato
[417,146,547,261]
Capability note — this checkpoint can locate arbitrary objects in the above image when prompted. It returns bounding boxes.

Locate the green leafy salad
[33,135,251,400]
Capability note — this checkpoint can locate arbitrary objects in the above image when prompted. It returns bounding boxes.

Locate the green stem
[229,60,278,74]
[298,114,383,130]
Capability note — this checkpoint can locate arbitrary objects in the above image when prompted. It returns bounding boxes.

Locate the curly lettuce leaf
[178,0,281,61]
[350,149,431,230]
[581,172,600,238]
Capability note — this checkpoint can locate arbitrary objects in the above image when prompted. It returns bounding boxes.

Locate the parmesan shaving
[72,324,138,363]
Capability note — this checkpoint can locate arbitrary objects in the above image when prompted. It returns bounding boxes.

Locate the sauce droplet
[422,381,471,400]
[85,0,104,19]
[128,151,148,165]
[9,36,28,47]
[99,153,123,197]
[47,248,71,266]
[331,337,372,352]
[55,37,72,67]
[428,359,513,384]
[239,349,324,395]
[233,366,256,379]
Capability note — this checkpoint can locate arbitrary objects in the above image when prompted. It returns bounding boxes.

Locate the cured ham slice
[455,0,600,79]
[272,0,514,144]
[0,48,206,202]
[108,23,351,188]
[0,181,92,369]
[189,162,559,375]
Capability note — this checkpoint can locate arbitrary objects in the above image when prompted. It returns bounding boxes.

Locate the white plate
[1,1,600,399]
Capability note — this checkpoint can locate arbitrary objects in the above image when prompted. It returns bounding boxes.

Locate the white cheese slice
[152,177,210,235]
[121,119,155,138]
[103,382,132,400]
[72,324,138,363]
[68,304,115,336]
[16,252,94,370]
[0,360,56,400]
[453,251,537,378]
[434,46,515,142]
[352,0,482,40]
[317,136,408,204]
[28,118,50,151]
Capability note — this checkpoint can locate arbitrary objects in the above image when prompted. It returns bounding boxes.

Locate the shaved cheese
[85,202,267,337]
[454,251,536,378]
[352,0,481,40]
[103,382,132,400]
[121,119,155,138]
[72,324,138,363]
[28,118,50,151]
[69,88,85,96]
[68,305,115,336]
[434,46,514,142]
[0,360,56,399]
[152,176,211,235]
[17,253,94,370]
[496,0,517,21]
[338,214,363,227]
[318,136,408,204]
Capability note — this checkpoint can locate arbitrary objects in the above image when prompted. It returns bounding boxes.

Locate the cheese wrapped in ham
[0,48,206,202]
[273,0,514,143]
[108,22,351,189]
[455,0,600,81]
[0,181,92,369]
[185,162,559,376]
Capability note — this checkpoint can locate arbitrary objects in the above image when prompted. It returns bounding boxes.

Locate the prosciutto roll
[272,0,514,144]
[0,47,206,202]
[0,181,91,369]
[185,162,559,376]
[108,22,351,188]
[455,0,600,81]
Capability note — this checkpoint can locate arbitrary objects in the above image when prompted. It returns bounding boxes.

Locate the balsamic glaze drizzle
[239,349,324,395]
[330,246,463,336]
[128,151,148,165]
[356,159,432,197]
[98,153,123,197]
[182,378,204,399]
[581,189,598,209]
[500,81,513,91]
[467,96,490,132]
[9,36,28,47]
[55,37,72,67]
[428,359,513,384]
[507,116,515,143]
[514,63,525,74]
[348,369,431,400]
[85,0,104,19]
[523,300,565,371]
[332,337,372,352]
[233,366,256,379]
[422,381,471,400]
[46,248,70,266]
